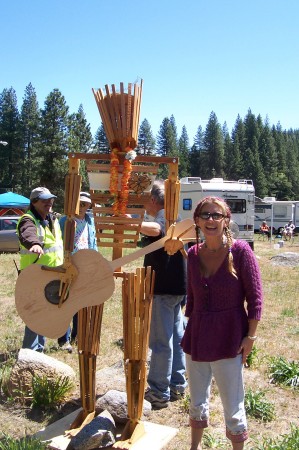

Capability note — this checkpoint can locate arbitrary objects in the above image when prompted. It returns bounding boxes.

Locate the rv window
[183,198,192,211]
[226,199,246,213]
[273,206,288,218]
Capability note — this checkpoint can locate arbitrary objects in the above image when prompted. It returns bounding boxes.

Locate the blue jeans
[148,294,187,401]
[186,354,248,441]
[22,326,45,352]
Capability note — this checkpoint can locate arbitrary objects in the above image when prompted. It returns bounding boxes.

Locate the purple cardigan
[181,240,263,362]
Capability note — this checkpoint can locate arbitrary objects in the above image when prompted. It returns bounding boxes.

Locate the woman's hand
[237,337,254,364]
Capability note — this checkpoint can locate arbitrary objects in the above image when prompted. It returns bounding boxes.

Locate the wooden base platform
[35,408,178,450]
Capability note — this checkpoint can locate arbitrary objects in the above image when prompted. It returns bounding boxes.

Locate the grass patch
[202,431,228,448]
[245,388,275,422]
[245,345,260,368]
[0,241,298,446]
[31,375,74,409]
[0,434,47,450]
[250,423,299,449]
[268,356,299,389]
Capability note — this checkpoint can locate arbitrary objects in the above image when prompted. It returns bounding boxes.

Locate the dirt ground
[0,246,298,449]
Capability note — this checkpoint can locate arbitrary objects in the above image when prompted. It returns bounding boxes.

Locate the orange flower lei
[110,147,136,215]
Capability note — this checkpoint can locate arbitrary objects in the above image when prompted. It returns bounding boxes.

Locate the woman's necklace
[203,242,225,253]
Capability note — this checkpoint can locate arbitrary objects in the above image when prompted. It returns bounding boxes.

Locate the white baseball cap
[79,192,92,204]
[30,187,57,201]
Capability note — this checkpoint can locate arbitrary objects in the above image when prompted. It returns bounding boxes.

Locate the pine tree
[245,137,267,198]
[0,87,21,193]
[272,122,287,173]
[178,125,190,178]
[68,104,93,153]
[93,123,110,153]
[156,117,178,179]
[137,118,155,155]
[67,104,93,191]
[19,83,41,194]
[244,109,262,150]
[189,125,206,177]
[285,133,299,198]
[258,119,278,193]
[232,115,247,176]
[169,115,178,147]
[39,89,70,210]
[203,112,224,177]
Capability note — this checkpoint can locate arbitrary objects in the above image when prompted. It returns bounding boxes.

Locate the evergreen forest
[1,84,299,211]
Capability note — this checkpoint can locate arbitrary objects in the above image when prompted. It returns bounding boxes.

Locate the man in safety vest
[17,187,65,352]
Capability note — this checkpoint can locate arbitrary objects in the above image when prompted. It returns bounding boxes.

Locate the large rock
[270,252,299,267]
[67,410,116,449]
[7,348,76,397]
[96,389,152,424]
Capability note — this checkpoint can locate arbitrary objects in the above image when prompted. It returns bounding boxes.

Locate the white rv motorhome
[179,177,255,248]
[254,197,299,233]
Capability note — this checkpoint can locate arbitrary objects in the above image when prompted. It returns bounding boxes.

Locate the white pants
[186,354,248,443]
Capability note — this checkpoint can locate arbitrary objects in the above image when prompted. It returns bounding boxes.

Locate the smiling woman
[181,195,263,450]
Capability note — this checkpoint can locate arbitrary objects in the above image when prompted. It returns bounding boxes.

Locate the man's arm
[139,221,162,237]
[18,217,43,253]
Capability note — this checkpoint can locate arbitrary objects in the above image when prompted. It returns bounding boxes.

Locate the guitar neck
[109,236,167,271]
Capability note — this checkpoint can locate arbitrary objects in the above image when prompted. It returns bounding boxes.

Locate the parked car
[0,216,20,252]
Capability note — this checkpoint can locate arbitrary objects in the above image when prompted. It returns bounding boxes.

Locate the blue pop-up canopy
[0,192,30,208]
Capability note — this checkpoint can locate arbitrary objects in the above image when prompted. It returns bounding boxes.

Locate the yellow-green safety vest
[18,211,64,270]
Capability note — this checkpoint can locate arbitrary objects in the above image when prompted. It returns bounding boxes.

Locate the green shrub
[31,374,74,409]
[0,359,14,398]
[181,393,190,413]
[0,434,47,450]
[245,345,260,368]
[268,356,299,388]
[245,388,275,422]
[250,423,299,449]
[202,431,228,448]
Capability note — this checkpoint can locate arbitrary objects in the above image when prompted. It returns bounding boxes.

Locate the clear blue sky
[1,0,298,143]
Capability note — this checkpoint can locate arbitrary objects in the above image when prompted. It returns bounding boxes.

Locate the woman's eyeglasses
[80,202,89,208]
[198,212,226,221]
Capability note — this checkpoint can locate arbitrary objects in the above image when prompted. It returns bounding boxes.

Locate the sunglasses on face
[198,212,226,221]
[80,202,90,208]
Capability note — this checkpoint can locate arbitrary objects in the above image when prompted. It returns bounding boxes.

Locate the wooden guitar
[15,219,195,339]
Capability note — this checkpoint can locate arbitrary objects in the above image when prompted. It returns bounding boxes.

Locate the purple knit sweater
[181,240,263,362]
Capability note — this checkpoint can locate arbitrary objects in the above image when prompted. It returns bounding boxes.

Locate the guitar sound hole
[44,280,69,305]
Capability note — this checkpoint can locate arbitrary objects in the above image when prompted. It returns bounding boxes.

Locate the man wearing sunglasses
[58,192,98,348]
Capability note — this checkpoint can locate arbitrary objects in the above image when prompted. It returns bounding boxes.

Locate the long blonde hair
[193,196,237,278]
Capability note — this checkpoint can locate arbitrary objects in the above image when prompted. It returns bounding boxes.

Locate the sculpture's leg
[113,267,154,448]
[68,304,104,433]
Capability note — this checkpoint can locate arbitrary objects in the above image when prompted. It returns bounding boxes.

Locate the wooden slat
[111,84,122,141]
[95,223,141,231]
[70,152,179,165]
[96,232,139,240]
[104,85,118,141]
[126,83,132,138]
[97,241,138,249]
[120,82,126,137]
[93,205,144,217]
[99,88,115,142]
[131,83,138,142]
[94,215,144,224]
[90,195,150,206]
[86,163,158,174]
[93,89,114,143]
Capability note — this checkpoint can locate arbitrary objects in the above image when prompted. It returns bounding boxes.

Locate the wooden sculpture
[15,80,196,448]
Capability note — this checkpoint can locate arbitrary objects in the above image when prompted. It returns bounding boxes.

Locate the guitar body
[15,219,196,339]
[15,249,115,339]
